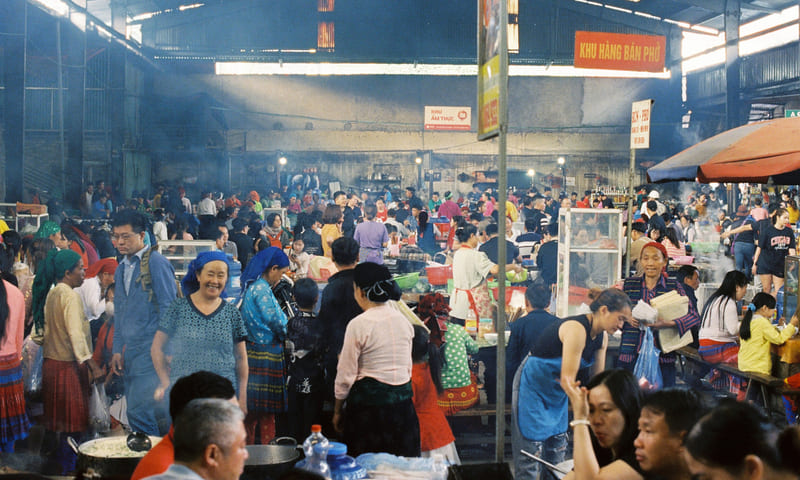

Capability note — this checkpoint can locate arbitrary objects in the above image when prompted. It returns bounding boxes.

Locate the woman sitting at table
[738,292,798,376]
[620,242,700,387]
[513,288,632,480]
[333,262,418,457]
[449,223,523,325]
[563,369,644,480]
[698,270,748,397]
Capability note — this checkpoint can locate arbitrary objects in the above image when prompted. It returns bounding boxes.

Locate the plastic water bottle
[431,454,448,480]
[302,424,330,458]
[300,425,331,479]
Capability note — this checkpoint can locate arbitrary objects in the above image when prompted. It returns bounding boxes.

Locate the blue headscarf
[181,250,230,297]
[240,247,290,293]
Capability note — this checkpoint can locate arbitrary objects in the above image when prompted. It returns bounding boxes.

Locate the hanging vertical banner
[478,0,502,140]
[631,99,653,149]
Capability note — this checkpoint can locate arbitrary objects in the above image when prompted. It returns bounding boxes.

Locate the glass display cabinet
[156,240,216,279]
[556,208,623,317]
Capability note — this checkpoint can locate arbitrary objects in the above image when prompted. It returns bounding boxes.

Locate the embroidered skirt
[438,372,479,415]
[247,342,287,414]
[43,358,90,433]
[0,354,31,451]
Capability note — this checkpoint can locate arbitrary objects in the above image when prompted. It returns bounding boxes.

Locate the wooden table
[772,336,800,377]
[773,337,800,364]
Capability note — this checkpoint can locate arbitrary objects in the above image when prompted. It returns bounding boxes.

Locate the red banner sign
[574,31,666,73]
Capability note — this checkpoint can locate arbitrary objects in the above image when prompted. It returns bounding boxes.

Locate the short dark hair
[331,237,359,265]
[524,217,537,232]
[169,371,235,420]
[646,200,658,212]
[485,223,499,236]
[292,278,319,309]
[232,217,248,232]
[525,284,551,309]
[675,265,698,284]
[641,388,708,436]
[111,209,147,233]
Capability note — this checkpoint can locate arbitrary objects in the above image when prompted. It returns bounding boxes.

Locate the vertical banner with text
[631,100,653,149]
[478,0,502,140]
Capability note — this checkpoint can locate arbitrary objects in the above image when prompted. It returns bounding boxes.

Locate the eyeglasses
[111,232,139,242]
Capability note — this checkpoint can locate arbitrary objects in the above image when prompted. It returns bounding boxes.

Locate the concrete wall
[149,71,666,196]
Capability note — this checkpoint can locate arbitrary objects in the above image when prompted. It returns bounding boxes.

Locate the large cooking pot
[68,435,161,480]
[241,437,302,480]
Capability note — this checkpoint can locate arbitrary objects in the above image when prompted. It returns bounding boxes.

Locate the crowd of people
[1,179,800,480]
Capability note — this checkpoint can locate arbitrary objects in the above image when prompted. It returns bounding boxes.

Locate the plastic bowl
[393,272,421,290]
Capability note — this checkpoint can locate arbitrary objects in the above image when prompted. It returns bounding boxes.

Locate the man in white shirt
[197,191,217,217]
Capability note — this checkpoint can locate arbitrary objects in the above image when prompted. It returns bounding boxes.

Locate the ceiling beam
[672,0,780,15]
[557,0,670,35]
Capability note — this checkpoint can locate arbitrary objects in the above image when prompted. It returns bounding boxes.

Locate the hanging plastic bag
[23,341,43,399]
[89,383,111,433]
[633,327,663,391]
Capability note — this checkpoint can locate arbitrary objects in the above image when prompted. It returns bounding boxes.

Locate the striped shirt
[620,274,700,365]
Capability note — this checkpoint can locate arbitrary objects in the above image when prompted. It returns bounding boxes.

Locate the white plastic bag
[89,383,111,433]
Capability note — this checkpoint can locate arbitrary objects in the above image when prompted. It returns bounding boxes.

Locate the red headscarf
[641,241,668,261]
[86,257,118,279]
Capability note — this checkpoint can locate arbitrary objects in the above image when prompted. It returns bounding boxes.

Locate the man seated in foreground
[132,372,236,480]
[634,389,708,480]
[143,398,248,480]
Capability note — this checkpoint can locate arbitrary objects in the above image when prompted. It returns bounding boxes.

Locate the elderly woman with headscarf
[620,241,700,388]
[151,251,248,412]
[75,257,118,341]
[32,249,102,474]
[239,247,291,444]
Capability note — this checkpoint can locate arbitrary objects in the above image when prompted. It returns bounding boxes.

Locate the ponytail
[412,324,445,394]
[740,292,775,341]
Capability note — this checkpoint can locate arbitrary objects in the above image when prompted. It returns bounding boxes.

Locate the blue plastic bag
[633,327,662,391]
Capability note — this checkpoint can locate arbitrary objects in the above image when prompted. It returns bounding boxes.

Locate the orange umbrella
[647,117,800,184]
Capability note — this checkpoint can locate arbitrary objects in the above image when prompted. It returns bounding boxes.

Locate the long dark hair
[418,211,429,238]
[740,292,775,341]
[701,270,747,331]
[663,227,681,249]
[0,244,11,342]
[586,369,642,457]
[412,325,445,394]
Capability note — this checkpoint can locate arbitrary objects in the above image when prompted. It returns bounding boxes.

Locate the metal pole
[495,0,509,463]
[625,149,635,277]
[56,19,66,199]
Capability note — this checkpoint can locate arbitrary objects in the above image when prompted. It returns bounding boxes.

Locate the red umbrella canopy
[647,116,800,184]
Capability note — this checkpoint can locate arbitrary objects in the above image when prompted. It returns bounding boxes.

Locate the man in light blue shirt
[111,209,177,435]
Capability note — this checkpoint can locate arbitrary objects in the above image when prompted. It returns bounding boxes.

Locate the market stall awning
[647,117,800,184]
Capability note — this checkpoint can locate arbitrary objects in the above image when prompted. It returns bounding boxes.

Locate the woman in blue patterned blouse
[239,247,290,444]
[151,251,248,411]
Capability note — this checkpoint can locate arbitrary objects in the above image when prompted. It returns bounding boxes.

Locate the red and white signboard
[631,99,652,149]
[425,106,471,131]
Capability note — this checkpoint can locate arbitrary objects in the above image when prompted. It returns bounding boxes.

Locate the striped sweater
[620,274,700,365]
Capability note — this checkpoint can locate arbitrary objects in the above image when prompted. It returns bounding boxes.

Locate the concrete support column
[108,0,127,190]
[1,0,26,202]
[725,0,743,130]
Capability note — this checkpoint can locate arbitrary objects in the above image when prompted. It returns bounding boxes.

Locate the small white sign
[566,176,576,186]
[425,106,471,131]
[630,99,652,149]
